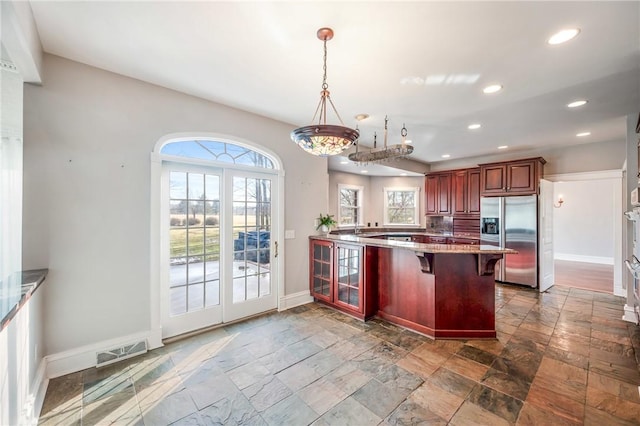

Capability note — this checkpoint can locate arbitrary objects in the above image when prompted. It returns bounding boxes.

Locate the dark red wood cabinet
[480,158,545,196]
[452,168,480,216]
[309,239,376,319]
[425,172,452,215]
[447,237,479,245]
[310,239,333,303]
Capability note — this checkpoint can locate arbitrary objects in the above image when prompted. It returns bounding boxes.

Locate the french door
[161,163,278,338]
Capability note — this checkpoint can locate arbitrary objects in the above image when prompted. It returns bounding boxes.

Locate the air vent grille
[96,340,147,367]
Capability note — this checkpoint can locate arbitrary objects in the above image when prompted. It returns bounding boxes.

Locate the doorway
[548,171,623,295]
[153,137,282,339]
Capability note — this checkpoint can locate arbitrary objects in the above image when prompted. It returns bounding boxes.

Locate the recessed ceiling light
[483,84,502,94]
[468,123,482,130]
[405,139,412,144]
[576,132,591,137]
[442,154,451,158]
[340,160,349,164]
[548,28,580,45]
[360,170,368,173]
[498,145,508,149]
[400,173,407,176]
[355,113,370,121]
[567,100,588,108]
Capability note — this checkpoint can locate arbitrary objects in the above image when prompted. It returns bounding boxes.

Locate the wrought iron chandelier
[348,116,414,164]
[290,28,359,156]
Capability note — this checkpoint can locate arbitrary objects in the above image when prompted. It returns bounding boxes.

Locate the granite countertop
[310,234,516,255]
[1,269,48,331]
[331,228,479,239]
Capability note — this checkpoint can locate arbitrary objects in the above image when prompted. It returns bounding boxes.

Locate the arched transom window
[161,140,274,169]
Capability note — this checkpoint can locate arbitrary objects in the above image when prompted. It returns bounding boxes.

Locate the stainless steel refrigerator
[480,195,538,288]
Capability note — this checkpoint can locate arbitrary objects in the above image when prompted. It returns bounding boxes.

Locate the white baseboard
[45,330,155,379]
[279,290,313,310]
[623,304,639,324]
[31,360,48,425]
[555,253,614,265]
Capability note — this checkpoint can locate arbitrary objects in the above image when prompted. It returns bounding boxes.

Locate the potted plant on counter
[316,213,337,235]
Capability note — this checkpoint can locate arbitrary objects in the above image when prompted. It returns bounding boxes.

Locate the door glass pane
[205,281,220,307]
[188,283,204,311]
[170,286,186,316]
[232,176,272,304]
[169,171,220,315]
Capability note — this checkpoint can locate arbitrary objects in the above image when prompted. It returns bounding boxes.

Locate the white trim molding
[545,169,623,182]
[547,169,625,299]
[554,253,614,265]
[622,304,638,324]
[45,330,157,379]
[279,291,313,311]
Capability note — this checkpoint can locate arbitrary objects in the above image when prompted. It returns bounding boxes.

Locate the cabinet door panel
[507,162,535,193]
[453,171,467,214]
[425,176,438,215]
[437,174,452,214]
[334,244,363,313]
[481,165,506,195]
[468,169,481,215]
[310,240,333,302]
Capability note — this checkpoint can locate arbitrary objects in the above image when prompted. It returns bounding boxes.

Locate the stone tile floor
[39,284,640,425]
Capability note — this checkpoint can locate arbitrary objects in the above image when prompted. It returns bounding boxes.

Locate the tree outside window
[338,185,363,226]
[384,187,420,225]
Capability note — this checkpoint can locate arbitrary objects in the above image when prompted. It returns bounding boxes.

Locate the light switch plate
[285,230,295,239]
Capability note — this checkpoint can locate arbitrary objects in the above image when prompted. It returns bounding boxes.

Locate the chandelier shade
[291,124,360,156]
[291,27,359,156]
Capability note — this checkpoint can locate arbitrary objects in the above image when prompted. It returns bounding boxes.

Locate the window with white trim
[338,184,364,226]
[384,187,420,225]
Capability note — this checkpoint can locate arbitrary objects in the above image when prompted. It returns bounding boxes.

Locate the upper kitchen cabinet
[480,158,545,196]
[452,168,481,216]
[425,172,452,215]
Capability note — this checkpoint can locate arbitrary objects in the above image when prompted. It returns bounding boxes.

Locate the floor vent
[96,340,147,368]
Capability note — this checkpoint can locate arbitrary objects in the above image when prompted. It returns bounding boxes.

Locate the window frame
[337,184,364,227]
[383,186,420,227]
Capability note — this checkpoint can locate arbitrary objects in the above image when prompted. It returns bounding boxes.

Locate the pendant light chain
[322,38,328,91]
[290,27,359,157]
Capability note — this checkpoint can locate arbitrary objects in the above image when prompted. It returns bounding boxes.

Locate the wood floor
[554,259,614,293]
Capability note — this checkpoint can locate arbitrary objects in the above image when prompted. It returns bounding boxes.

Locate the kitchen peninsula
[309,233,516,339]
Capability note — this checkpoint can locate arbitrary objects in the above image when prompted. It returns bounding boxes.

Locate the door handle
[274,241,279,258]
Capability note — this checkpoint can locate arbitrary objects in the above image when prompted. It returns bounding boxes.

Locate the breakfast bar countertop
[309,233,517,255]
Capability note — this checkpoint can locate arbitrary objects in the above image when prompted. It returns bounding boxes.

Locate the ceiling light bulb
[400,173,407,176]
[548,29,580,45]
[576,132,591,137]
[498,145,508,149]
[442,154,451,158]
[483,84,502,94]
[468,123,482,130]
[361,170,368,173]
[355,114,370,121]
[405,139,412,144]
[567,100,588,108]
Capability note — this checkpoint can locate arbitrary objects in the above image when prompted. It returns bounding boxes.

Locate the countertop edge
[0,269,49,332]
[309,235,517,254]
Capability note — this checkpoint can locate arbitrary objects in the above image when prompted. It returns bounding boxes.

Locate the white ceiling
[28,1,640,173]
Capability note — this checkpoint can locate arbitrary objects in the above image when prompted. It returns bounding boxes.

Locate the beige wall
[328,171,372,226]
[23,54,328,356]
[328,172,424,228]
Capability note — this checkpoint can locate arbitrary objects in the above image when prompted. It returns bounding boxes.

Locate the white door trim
[149,132,285,345]
[544,169,624,297]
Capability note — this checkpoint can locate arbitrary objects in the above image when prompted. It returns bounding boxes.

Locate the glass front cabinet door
[309,239,365,316]
[310,239,333,303]
[334,243,363,312]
